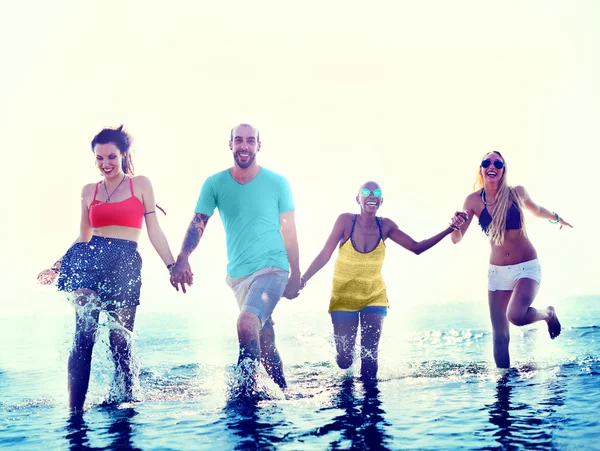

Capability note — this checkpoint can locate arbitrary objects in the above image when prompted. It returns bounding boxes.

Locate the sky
[0,0,598,317]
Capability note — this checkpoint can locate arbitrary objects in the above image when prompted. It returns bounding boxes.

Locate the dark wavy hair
[91,125,134,175]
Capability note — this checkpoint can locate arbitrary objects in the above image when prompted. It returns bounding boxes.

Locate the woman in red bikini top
[37,125,176,411]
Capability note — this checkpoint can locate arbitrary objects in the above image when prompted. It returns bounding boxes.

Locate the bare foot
[546,306,561,339]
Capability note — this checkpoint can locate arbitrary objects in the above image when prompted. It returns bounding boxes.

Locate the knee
[506,310,527,326]
[237,313,260,340]
[259,329,275,351]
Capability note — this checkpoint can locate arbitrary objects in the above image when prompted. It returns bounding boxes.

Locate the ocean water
[1,295,599,450]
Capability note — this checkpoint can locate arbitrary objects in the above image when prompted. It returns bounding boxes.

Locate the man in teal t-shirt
[170,123,301,390]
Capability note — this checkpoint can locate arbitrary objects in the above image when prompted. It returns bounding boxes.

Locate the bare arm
[301,214,347,285]
[170,212,211,293]
[515,186,573,228]
[280,210,301,298]
[451,194,477,244]
[179,213,211,257]
[139,176,176,268]
[387,212,466,255]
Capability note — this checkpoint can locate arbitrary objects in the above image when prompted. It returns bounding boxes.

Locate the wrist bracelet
[548,212,561,224]
[167,263,176,272]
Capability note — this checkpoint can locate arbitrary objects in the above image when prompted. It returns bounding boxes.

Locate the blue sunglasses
[360,189,382,198]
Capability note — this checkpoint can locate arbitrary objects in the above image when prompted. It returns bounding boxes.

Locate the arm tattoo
[182,214,210,255]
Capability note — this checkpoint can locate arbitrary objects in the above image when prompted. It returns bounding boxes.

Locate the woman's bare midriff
[488,230,537,266]
[91,226,142,243]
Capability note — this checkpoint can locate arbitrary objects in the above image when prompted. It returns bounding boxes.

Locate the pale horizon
[1,1,598,317]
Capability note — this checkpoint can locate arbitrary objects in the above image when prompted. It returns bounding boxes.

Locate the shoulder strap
[92,182,101,201]
[129,177,135,196]
[376,217,384,240]
[350,214,358,239]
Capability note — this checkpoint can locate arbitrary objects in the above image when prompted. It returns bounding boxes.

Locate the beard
[234,151,256,169]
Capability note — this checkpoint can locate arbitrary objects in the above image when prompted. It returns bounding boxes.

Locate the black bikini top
[478,189,522,234]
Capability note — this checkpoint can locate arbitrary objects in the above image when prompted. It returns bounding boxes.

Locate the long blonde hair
[473,151,526,246]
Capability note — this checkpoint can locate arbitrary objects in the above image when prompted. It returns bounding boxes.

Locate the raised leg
[331,312,359,370]
[506,278,561,339]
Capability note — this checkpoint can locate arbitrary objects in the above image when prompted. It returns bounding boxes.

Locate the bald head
[230,123,260,142]
[358,180,381,195]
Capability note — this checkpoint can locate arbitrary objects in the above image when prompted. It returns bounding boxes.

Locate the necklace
[103,174,127,202]
[481,189,497,206]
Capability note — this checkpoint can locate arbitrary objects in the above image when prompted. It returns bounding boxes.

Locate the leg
[237,312,262,362]
[236,312,262,392]
[108,307,137,400]
[235,270,288,373]
[488,290,512,369]
[259,321,287,389]
[331,312,359,370]
[68,289,100,411]
[359,312,385,381]
[506,278,561,339]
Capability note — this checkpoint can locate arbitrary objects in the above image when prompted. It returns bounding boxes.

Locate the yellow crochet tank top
[329,216,388,312]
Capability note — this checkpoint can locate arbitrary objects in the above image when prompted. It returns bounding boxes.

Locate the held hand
[170,257,194,293]
[37,268,58,285]
[449,211,468,230]
[283,273,302,299]
[300,276,307,290]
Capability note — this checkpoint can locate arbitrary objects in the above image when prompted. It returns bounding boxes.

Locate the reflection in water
[66,407,141,451]
[65,413,93,451]
[105,407,141,451]
[223,397,283,450]
[484,369,565,450]
[312,378,392,450]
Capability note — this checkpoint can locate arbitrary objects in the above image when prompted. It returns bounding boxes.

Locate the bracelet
[51,267,60,273]
[548,212,561,224]
[450,224,460,231]
[167,263,176,272]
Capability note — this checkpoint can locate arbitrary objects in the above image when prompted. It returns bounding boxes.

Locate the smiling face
[480,152,505,184]
[94,142,124,180]
[229,125,260,170]
[356,181,383,213]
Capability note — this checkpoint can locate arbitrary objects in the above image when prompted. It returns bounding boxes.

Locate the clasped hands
[169,258,303,301]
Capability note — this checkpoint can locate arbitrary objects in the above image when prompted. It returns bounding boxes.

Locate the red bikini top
[89,178,145,229]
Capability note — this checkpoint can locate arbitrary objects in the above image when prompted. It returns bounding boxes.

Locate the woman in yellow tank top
[300,181,467,381]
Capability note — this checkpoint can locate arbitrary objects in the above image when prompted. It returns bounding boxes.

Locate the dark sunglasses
[360,189,382,198]
[481,159,504,170]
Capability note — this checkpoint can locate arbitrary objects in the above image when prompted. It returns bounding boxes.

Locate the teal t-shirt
[194,168,295,278]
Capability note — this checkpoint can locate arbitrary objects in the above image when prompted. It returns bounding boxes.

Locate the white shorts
[488,258,542,292]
